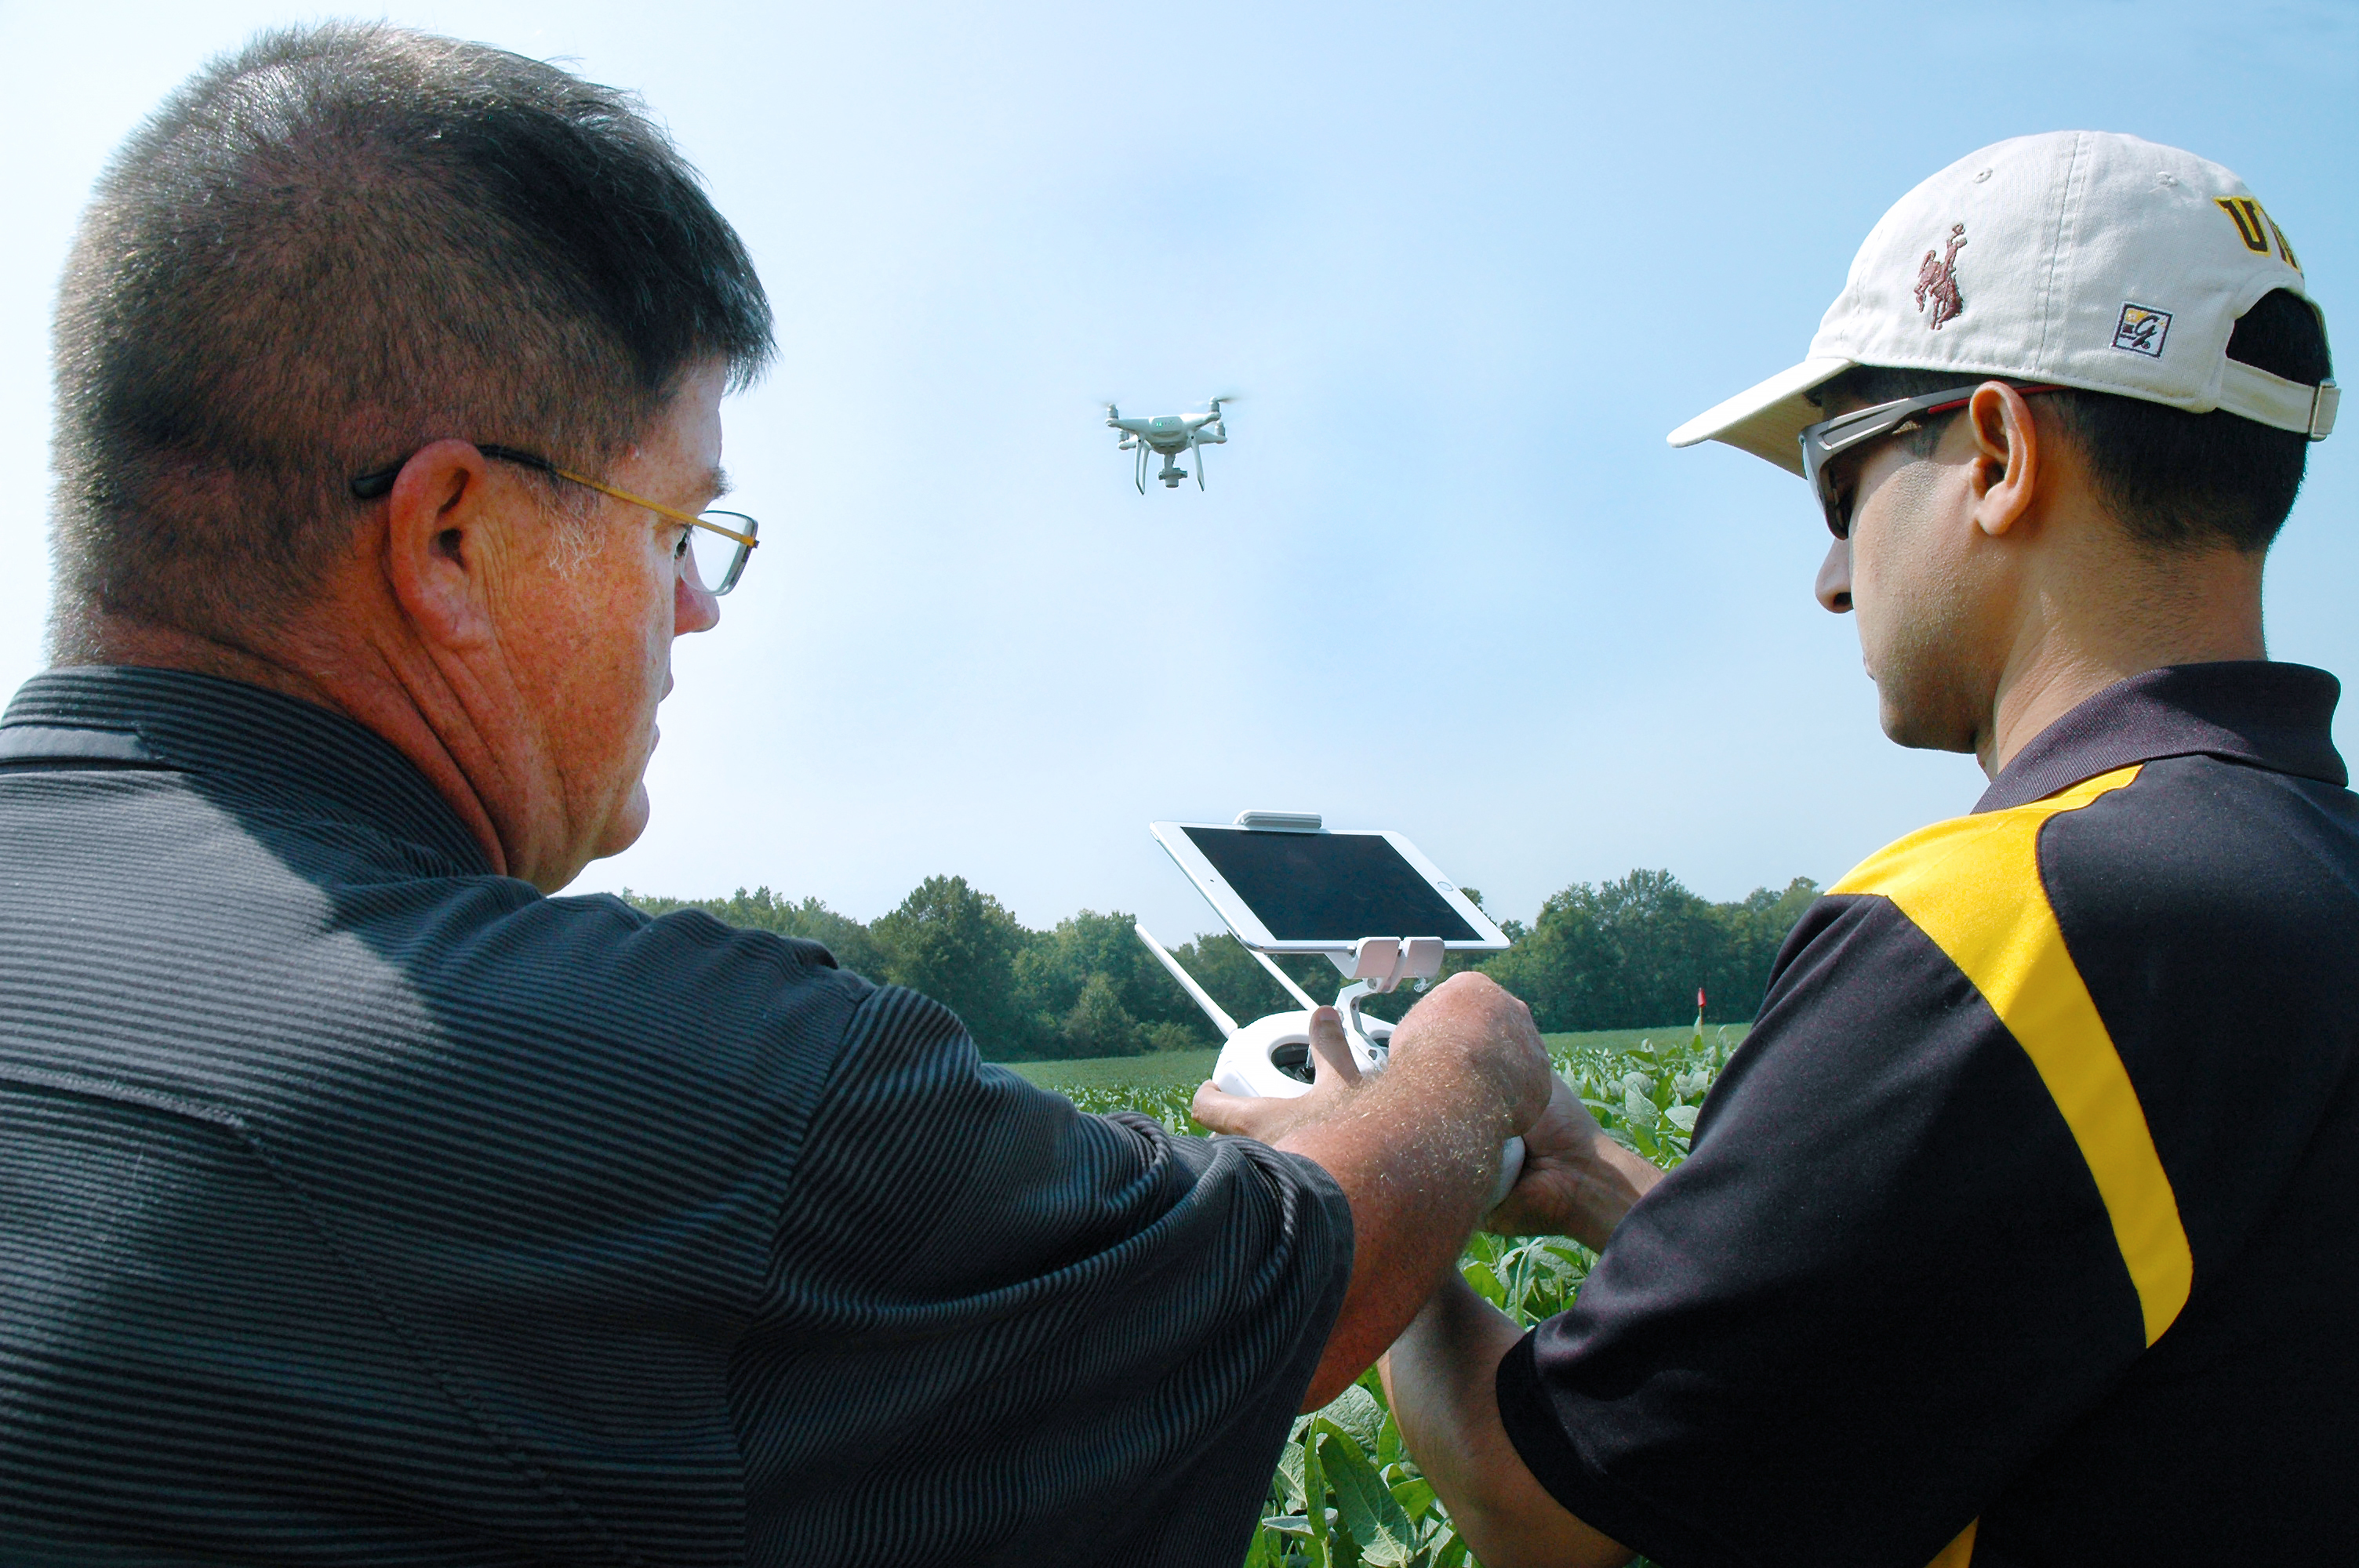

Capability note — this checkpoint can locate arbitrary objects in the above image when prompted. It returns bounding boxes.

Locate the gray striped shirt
[0,666,1351,1566]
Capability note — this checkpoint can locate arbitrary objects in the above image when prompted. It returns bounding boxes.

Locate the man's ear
[381,439,501,651]
[1965,382,2041,539]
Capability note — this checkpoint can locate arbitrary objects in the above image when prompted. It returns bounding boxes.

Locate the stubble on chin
[1872,655,1985,755]
[1861,571,1997,758]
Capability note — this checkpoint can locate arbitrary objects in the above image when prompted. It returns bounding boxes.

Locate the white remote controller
[1207,1006,1526,1213]
[1137,813,1526,1215]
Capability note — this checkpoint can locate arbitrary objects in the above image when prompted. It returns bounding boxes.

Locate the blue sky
[3,1,2353,942]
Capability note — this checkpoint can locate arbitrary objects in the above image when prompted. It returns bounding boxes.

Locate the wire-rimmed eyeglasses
[350,443,758,595]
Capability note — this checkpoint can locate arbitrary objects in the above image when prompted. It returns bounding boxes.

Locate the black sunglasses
[1799,381,2062,539]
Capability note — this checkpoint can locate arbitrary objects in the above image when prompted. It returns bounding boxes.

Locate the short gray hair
[50,22,772,644]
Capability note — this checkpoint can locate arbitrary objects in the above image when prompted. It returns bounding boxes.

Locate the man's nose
[1816,536,1852,614]
[676,569,722,635]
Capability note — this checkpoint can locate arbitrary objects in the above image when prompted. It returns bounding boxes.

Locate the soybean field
[1023,1023,1743,1568]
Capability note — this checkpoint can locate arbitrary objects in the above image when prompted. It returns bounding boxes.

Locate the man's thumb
[1307,1007,1364,1087]
[1192,1081,1259,1134]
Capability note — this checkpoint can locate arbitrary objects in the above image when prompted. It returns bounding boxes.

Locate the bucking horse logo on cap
[1914,223,1967,331]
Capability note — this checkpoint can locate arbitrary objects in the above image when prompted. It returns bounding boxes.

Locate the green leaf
[1321,1431,1417,1566]
[1278,1439,1307,1511]
[1666,1104,1699,1132]
[1320,1457,1405,1564]
[1316,1382,1386,1451]
[1389,1475,1436,1521]
[1303,1429,1329,1558]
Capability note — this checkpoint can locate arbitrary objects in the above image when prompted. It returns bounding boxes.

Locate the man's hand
[1383,972,1555,1136]
[1485,1073,1664,1249]
[1193,1005,1362,1143]
[1212,971,1554,1408]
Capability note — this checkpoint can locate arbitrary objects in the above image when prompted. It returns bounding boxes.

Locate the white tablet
[1149,819,1510,954]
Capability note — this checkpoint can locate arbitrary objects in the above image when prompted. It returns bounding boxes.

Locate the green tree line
[623,869,1820,1062]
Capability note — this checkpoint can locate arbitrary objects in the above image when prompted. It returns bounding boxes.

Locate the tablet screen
[1180,827,1481,943]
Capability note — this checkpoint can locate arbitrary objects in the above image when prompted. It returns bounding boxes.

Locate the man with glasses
[347,444,761,598]
[0,24,1554,1564]
[1363,132,2353,1566]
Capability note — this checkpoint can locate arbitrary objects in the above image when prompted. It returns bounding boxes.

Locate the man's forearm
[1482,1073,1667,1248]
[1379,1275,1632,1568]
[1270,975,1552,1408]
[1546,1129,1664,1250]
[1278,1046,1525,1406]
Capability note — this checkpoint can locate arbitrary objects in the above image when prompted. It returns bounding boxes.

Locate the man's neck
[56,608,512,877]
[1981,545,2268,776]
[58,614,343,713]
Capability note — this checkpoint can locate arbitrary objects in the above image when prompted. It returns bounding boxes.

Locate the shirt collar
[1976,661,2347,813]
[1,666,493,875]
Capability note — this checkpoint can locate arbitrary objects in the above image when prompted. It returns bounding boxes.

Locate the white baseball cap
[1670,130,2337,476]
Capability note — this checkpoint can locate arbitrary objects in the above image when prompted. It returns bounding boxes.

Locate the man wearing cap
[1369,132,2351,1566]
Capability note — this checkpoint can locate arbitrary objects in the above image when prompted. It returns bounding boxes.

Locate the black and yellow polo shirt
[1497,662,2359,1568]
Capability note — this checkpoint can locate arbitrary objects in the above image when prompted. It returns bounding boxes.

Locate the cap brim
[1667,356,1854,477]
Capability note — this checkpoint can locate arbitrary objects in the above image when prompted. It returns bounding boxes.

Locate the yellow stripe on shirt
[1832,765,2192,1346]
[1927,1519,1978,1568]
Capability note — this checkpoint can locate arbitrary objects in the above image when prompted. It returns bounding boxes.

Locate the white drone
[1105,397,1231,492]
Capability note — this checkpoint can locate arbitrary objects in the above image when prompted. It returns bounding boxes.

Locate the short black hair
[51,23,773,643]
[1817,288,2331,554]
